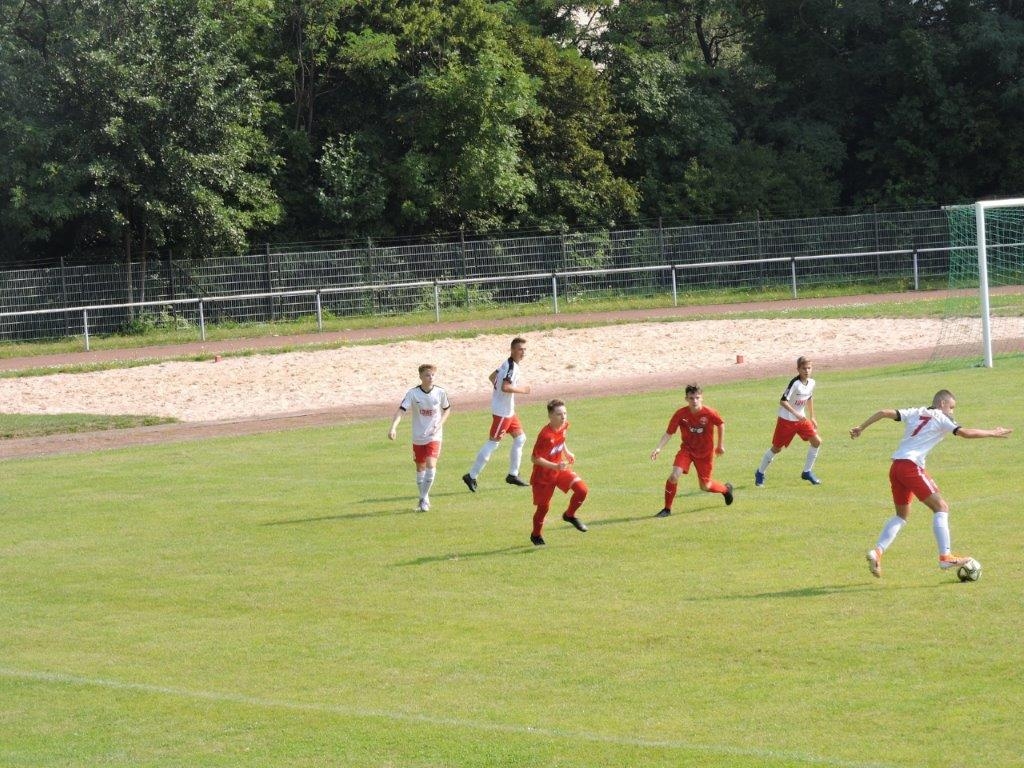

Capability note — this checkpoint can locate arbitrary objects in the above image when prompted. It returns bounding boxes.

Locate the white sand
[1,317,1018,422]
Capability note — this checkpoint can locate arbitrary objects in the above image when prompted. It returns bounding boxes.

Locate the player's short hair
[685,384,702,396]
[418,364,436,375]
[932,389,956,407]
[797,356,812,367]
[547,398,566,413]
[511,336,526,349]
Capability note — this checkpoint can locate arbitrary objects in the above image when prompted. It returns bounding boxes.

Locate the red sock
[664,479,677,509]
[565,481,588,517]
[707,480,727,494]
[532,504,549,537]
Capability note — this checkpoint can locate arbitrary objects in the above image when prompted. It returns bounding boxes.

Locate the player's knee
[572,480,589,501]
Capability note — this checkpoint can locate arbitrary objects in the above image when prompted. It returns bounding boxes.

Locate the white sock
[509,433,527,476]
[470,440,500,477]
[758,449,776,474]
[876,515,906,551]
[803,446,819,473]
[932,511,951,556]
[422,468,436,500]
[416,470,426,498]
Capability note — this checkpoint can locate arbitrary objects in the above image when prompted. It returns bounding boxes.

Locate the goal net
[934,199,1024,367]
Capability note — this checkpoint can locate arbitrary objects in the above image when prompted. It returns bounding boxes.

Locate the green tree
[747,0,1024,207]
[0,0,281,267]
[601,0,843,220]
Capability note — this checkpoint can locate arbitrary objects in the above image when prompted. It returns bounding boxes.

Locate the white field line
[1,666,895,768]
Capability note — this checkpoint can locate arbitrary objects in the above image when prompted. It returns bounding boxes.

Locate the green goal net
[935,200,1024,367]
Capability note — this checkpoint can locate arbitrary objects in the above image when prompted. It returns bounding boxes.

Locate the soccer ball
[957,558,982,582]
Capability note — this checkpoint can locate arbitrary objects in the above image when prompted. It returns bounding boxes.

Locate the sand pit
[0,317,1015,423]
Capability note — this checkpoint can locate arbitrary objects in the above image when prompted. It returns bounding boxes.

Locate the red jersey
[530,420,570,485]
[666,406,723,458]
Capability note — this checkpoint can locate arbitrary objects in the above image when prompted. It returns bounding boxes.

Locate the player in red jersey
[528,399,589,546]
[650,383,734,517]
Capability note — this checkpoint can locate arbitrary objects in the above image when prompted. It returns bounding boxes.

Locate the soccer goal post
[942,198,1024,368]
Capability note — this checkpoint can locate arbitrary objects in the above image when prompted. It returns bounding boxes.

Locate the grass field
[2,359,1022,767]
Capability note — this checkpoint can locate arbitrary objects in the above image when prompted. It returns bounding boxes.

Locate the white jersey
[891,406,959,467]
[399,385,451,445]
[490,357,521,417]
[778,376,815,421]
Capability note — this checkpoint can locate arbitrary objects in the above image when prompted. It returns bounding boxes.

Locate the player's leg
[657,460,686,516]
[920,487,968,569]
[505,418,529,485]
[696,458,733,504]
[867,462,913,577]
[412,445,430,510]
[561,476,589,531]
[419,446,440,511]
[466,416,509,488]
[756,420,789,486]
[531,483,556,544]
[800,429,823,485]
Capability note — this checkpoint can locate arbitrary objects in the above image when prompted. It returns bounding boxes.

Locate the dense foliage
[1,0,1022,264]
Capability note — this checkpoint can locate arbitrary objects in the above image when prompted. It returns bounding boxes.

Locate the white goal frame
[974,198,1024,368]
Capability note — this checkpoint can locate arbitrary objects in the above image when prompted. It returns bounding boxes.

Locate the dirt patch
[1,292,1018,459]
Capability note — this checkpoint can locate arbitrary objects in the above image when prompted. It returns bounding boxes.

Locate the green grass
[2,359,1023,766]
[0,413,176,439]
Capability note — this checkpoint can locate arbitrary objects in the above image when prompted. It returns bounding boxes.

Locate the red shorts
[531,470,580,506]
[489,414,523,441]
[889,459,940,506]
[772,417,817,449]
[412,442,442,464]
[672,449,714,485]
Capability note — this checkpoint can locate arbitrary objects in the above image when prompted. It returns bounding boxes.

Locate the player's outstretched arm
[956,426,1013,439]
[850,408,897,439]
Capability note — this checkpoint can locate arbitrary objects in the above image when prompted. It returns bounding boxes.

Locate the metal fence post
[198,298,206,341]
[434,281,441,322]
[671,266,678,306]
[790,257,798,298]
[912,248,919,291]
[264,243,275,321]
[83,308,90,351]
[167,249,178,322]
[315,289,323,332]
[60,255,71,336]
[552,274,559,314]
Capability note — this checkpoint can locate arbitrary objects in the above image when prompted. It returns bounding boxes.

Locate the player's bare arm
[650,433,672,460]
[850,408,898,439]
[955,426,1013,439]
[532,453,569,471]
[387,408,404,440]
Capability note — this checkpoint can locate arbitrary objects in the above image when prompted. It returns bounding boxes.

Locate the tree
[0,0,281,268]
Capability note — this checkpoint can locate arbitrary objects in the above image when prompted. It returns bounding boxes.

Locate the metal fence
[0,208,962,347]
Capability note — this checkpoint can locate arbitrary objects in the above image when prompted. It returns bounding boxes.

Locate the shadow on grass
[395,545,536,566]
[356,492,461,504]
[260,508,422,525]
[691,581,951,601]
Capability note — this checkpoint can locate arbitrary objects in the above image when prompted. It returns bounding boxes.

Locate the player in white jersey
[754,357,823,487]
[388,364,452,511]
[850,389,1012,578]
[463,337,532,492]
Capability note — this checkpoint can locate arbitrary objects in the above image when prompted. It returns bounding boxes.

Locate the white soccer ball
[957,558,982,582]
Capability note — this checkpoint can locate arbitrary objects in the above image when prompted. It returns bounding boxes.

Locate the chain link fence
[0,209,957,345]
